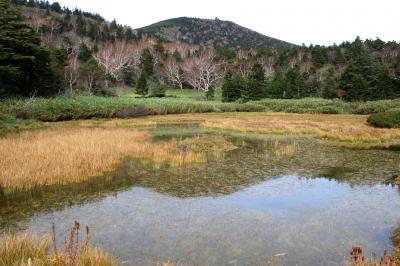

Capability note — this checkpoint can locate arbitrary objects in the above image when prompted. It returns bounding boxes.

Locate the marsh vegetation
[1,116,400,265]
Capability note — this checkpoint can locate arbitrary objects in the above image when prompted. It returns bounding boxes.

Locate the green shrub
[255,98,350,114]
[0,114,43,136]
[352,99,400,114]
[367,108,400,128]
[0,96,267,121]
[1,95,399,122]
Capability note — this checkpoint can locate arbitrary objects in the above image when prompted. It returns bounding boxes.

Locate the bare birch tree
[182,49,226,92]
[64,52,80,94]
[236,59,252,78]
[257,56,276,77]
[163,58,184,89]
[93,41,141,87]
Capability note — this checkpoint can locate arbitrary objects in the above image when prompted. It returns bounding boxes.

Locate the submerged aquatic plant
[272,140,299,158]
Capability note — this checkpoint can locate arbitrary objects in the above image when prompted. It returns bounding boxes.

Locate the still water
[1,125,400,265]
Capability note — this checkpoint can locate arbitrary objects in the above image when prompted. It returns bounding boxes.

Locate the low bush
[0,114,43,136]
[1,94,400,122]
[0,96,267,122]
[352,99,400,114]
[255,98,350,114]
[367,108,400,128]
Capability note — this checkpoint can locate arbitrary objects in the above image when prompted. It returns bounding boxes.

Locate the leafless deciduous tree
[258,56,276,77]
[93,42,141,86]
[22,9,46,33]
[164,42,200,59]
[64,52,80,94]
[163,58,184,89]
[182,49,226,92]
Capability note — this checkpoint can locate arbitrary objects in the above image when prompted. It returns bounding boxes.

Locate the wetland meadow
[1,110,400,265]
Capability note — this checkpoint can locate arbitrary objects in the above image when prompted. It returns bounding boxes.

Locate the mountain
[138,17,296,50]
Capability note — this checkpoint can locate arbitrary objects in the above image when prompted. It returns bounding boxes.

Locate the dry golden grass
[349,246,398,266]
[0,127,234,190]
[192,112,400,148]
[2,112,399,189]
[84,112,400,148]
[0,224,116,266]
[0,233,50,266]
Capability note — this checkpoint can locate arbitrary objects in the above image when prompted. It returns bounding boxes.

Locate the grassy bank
[0,114,44,136]
[1,229,397,266]
[2,112,400,191]
[128,112,400,149]
[1,91,400,122]
[0,95,265,122]
[0,223,116,266]
[256,98,400,114]
[0,126,235,191]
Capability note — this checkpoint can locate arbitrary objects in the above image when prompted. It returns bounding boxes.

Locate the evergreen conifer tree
[244,63,266,101]
[0,1,59,96]
[222,72,245,102]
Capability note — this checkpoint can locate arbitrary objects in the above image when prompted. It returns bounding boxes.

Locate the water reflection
[12,176,400,266]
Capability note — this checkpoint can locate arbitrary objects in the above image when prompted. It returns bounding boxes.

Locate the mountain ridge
[138,17,296,50]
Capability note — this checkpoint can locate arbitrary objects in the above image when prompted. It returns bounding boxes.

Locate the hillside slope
[139,17,296,50]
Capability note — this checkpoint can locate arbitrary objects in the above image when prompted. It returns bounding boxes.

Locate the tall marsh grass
[0,127,235,190]
[349,246,398,266]
[1,96,400,122]
[200,112,400,148]
[256,98,400,115]
[0,96,265,122]
[0,222,116,266]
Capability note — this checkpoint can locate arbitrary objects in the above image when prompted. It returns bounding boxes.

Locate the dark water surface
[1,125,400,265]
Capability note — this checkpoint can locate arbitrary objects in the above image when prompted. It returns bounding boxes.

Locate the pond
[1,124,400,265]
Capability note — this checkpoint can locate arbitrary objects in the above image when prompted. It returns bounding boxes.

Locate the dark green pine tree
[110,19,118,31]
[77,43,92,62]
[50,2,62,13]
[87,23,97,41]
[284,65,305,98]
[27,0,35,7]
[339,39,398,101]
[322,67,338,99]
[136,72,148,95]
[140,49,155,76]
[125,28,135,41]
[221,72,245,102]
[371,61,399,99]
[136,49,159,96]
[267,68,286,98]
[75,14,86,36]
[244,63,266,101]
[116,25,124,40]
[312,45,328,68]
[122,65,136,87]
[334,48,346,65]
[0,1,59,96]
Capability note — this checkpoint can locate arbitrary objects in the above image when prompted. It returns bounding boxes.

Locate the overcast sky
[55,0,399,46]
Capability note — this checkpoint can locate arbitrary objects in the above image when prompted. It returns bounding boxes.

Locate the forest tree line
[1,0,400,101]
